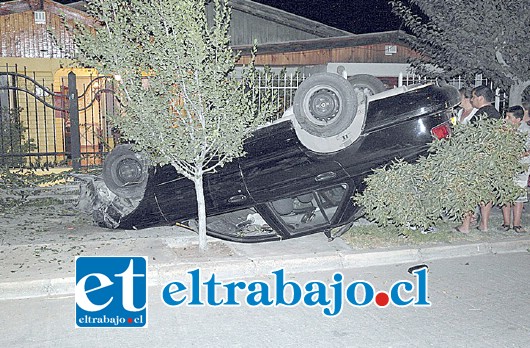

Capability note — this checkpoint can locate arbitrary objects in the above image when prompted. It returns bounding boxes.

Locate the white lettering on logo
[75,273,114,312]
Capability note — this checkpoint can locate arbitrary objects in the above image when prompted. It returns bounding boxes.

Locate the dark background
[252,0,402,33]
[50,0,403,34]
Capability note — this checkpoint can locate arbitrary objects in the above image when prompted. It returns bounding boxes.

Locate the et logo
[75,256,147,328]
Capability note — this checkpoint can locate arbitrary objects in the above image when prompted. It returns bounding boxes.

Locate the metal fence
[399,72,509,114]
[0,65,511,170]
[256,71,509,119]
[254,71,307,121]
[0,65,119,170]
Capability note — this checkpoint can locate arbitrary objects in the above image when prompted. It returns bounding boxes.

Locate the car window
[268,184,348,234]
[206,208,279,241]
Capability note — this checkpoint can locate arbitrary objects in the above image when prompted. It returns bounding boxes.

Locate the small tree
[73,0,273,251]
[390,0,530,104]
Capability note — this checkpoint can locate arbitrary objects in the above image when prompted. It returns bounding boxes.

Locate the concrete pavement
[1,221,530,301]
[2,184,530,300]
[3,185,530,347]
[2,252,530,347]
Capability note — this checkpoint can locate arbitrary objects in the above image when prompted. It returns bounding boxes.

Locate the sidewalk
[1,221,529,301]
[1,184,530,300]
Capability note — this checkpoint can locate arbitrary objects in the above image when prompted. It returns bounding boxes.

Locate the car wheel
[293,72,357,137]
[348,74,386,97]
[102,144,148,199]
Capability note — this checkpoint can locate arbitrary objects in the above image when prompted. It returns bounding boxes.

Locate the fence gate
[0,66,119,170]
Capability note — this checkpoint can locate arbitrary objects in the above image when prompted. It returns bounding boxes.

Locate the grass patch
[341,212,525,250]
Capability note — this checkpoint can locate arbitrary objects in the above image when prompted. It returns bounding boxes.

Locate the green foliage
[341,219,512,250]
[0,167,74,210]
[73,0,273,177]
[390,0,530,89]
[0,107,34,168]
[72,0,275,250]
[354,118,527,229]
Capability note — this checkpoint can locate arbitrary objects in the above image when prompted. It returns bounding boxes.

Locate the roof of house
[233,30,414,55]
[0,0,96,26]
[229,0,351,38]
[59,0,352,38]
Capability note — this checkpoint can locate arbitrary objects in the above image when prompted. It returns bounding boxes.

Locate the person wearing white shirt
[455,88,478,124]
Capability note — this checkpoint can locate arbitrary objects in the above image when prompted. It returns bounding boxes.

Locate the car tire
[293,72,357,137]
[348,74,386,97]
[102,144,148,199]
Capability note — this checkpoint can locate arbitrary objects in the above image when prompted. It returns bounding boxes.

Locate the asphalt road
[2,251,530,347]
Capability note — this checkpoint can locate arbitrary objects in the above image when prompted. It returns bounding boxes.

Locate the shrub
[0,107,33,168]
[354,118,527,229]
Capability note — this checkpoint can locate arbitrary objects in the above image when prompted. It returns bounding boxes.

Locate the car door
[206,159,252,211]
[239,121,347,203]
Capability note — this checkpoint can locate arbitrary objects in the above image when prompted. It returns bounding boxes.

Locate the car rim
[303,85,342,126]
[115,157,143,186]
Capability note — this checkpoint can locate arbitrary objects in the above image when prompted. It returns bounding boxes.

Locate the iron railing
[0,65,510,170]
[0,64,119,169]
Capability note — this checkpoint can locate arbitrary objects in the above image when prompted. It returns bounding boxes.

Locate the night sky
[51,0,403,34]
[252,0,402,34]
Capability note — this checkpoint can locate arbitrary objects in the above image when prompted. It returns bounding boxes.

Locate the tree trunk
[193,175,208,252]
[509,80,530,106]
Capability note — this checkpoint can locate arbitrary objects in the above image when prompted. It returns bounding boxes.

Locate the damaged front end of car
[74,173,143,229]
[73,143,149,228]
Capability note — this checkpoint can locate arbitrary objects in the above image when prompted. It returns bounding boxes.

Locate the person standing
[456,88,478,124]
[454,88,479,233]
[470,85,500,231]
[469,85,502,121]
[501,105,530,233]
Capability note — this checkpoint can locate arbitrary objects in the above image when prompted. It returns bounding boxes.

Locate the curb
[1,238,529,301]
[155,238,530,283]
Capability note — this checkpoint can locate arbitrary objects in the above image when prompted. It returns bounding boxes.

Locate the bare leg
[457,213,472,233]
[501,204,512,226]
[479,202,493,231]
[513,202,523,227]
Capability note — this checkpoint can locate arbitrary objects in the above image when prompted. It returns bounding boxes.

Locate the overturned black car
[77,73,459,242]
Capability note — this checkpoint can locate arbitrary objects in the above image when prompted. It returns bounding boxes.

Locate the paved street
[2,251,529,347]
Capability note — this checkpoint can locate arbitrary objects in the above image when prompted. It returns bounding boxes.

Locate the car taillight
[431,123,451,140]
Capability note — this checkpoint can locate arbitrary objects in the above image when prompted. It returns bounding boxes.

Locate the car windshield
[269,184,348,234]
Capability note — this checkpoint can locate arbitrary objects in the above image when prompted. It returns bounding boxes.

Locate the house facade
[0,0,103,167]
[236,30,419,87]
[0,0,419,168]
